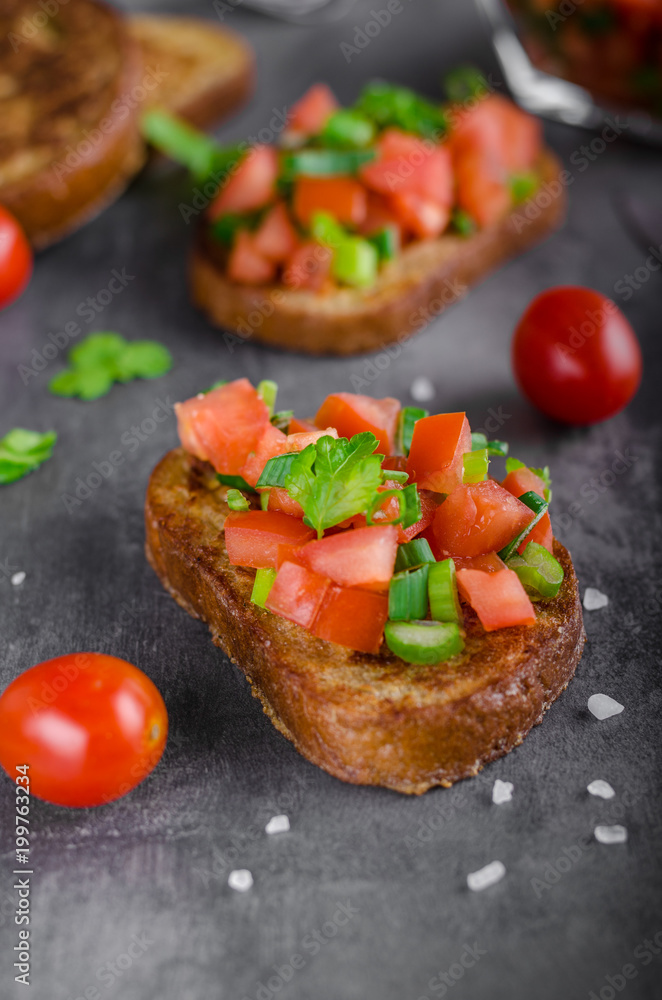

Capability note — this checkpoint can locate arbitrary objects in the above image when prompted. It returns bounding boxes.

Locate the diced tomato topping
[518,513,553,555]
[360,192,403,239]
[450,94,542,174]
[433,480,535,558]
[286,83,339,137]
[456,566,536,630]
[311,585,389,654]
[240,424,288,487]
[227,230,277,286]
[501,466,547,499]
[208,146,279,219]
[390,192,450,239]
[267,487,304,519]
[288,416,319,434]
[453,552,505,573]
[382,455,408,474]
[294,524,398,592]
[265,561,330,628]
[224,510,315,569]
[315,392,400,456]
[292,177,368,228]
[283,240,333,292]
[362,131,453,203]
[252,202,299,262]
[286,427,337,452]
[454,148,511,229]
[406,412,471,493]
[175,378,270,475]
[420,524,442,560]
[399,488,441,543]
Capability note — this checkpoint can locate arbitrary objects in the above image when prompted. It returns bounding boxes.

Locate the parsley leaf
[0,429,56,485]
[285,432,384,538]
[113,341,173,381]
[49,332,173,400]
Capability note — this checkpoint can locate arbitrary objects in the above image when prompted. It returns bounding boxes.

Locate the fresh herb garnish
[0,429,56,484]
[226,488,250,511]
[49,332,172,400]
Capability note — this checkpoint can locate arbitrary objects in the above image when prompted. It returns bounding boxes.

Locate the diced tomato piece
[361,131,453,210]
[286,83,339,137]
[209,146,279,219]
[224,510,315,569]
[227,230,277,286]
[240,424,288,487]
[502,466,547,500]
[295,524,398,592]
[286,427,337,451]
[420,524,442,560]
[315,392,400,456]
[433,481,535,558]
[382,455,408,474]
[359,192,403,239]
[518,513,553,555]
[378,128,430,161]
[283,240,333,292]
[456,566,536,631]
[406,412,471,493]
[390,191,450,239]
[253,202,298,262]
[175,378,270,475]
[311,585,388,654]
[453,552,505,573]
[399,488,440,543]
[454,148,511,229]
[265,561,330,628]
[450,94,541,174]
[414,147,454,204]
[267,487,304,519]
[288,417,319,434]
[293,177,368,228]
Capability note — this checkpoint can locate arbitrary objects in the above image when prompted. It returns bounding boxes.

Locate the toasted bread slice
[0,0,146,248]
[145,448,585,794]
[190,149,566,355]
[127,15,254,132]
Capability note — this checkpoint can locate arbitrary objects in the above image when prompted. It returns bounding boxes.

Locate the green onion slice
[451,209,476,237]
[507,542,564,600]
[498,491,549,562]
[332,236,379,288]
[395,538,436,572]
[368,226,399,262]
[226,488,250,511]
[260,490,270,511]
[257,453,300,488]
[462,448,489,483]
[366,483,420,529]
[428,558,463,625]
[321,109,376,149]
[397,406,428,456]
[257,379,278,416]
[311,211,346,247]
[251,568,277,608]
[141,109,241,181]
[382,468,409,485]
[389,565,430,621]
[384,620,464,665]
[281,148,375,179]
[217,473,257,493]
[471,432,508,456]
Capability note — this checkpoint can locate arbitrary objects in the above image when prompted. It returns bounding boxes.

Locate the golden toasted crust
[189,148,566,355]
[145,448,585,794]
[0,0,145,248]
[127,15,255,131]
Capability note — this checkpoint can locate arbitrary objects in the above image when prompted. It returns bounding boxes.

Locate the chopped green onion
[257,452,300,488]
[498,491,549,562]
[384,620,464,665]
[217,473,257,493]
[444,66,488,103]
[332,237,378,288]
[210,210,263,247]
[271,409,293,432]
[141,109,241,181]
[510,172,538,204]
[471,432,508,456]
[397,406,428,456]
[321,109,376,148]
[251,568,277,608]
[451,208,476,237]
[462,448,489,483]
[505,457,526,474]
[367,226,399,262]
[281,148,375,179]
[507,542,564,600]
[395,538,436,572]
[400,484,422,529]
[356,81,447,138]
[257,379,278,416]
[310,211,346,247]
[382,468,409,485]
[428,558,463,625]
[365,483,420,529]
[260,490,270,511]
[226,488,250,511]
[389,565,430,621]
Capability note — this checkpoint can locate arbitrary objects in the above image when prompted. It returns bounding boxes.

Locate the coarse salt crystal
[228,869,253,892]
[265,814,290,835]
[594,824,627,845]
[410,376,435,403]
[587,779,615,800]
[11,572,26,586]
[588,694,624,720]
[492,780,514,805]
[583,588,609,611]
[467,860,506,892]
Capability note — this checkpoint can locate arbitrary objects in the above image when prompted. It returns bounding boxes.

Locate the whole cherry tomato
[0,654,168,807]
[0,205,33,309]
[512,286,642,425]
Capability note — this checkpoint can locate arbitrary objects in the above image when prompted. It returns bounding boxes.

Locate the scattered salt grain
[410,376,435,403]
[228,869,253,892]
[583,588,609,611]
[467,860,506,892]
[588,693,624,720]
[587,779,615,800]
[11,571,25,586]
[595,824,627,845]
[492,780,514,805]
[265,814,290,835]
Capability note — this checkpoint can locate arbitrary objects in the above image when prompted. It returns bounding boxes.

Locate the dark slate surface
[1,1,661,998]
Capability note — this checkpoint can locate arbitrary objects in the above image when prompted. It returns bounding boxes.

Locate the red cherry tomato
[512,286,642,425]
[0,206,33,309]
[0,654,168,807]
